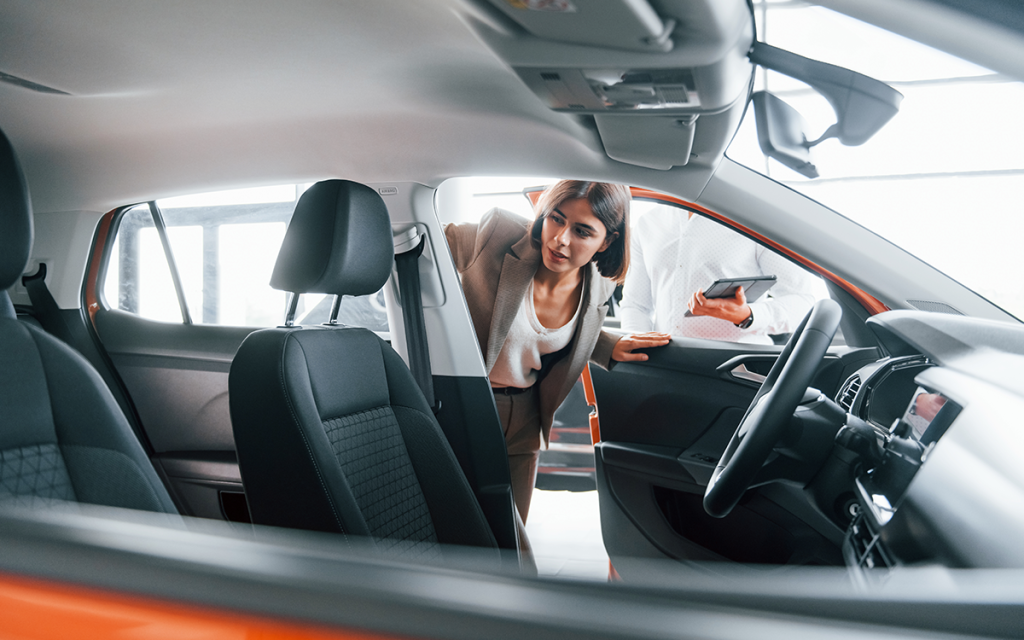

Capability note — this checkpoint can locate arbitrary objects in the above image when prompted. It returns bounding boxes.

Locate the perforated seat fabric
[231,327,497,556]
[229,180,498,557]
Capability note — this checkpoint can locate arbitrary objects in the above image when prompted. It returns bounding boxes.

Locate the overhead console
[468,0,903,177]
[468,0,754,170]
[486,0,680,53]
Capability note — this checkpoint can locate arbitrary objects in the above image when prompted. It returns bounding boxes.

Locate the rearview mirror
[748,42,904,167]
[752,91,818,178]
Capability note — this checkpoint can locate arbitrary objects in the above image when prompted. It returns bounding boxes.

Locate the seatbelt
[21,263,76,345]
[394,234,439,413]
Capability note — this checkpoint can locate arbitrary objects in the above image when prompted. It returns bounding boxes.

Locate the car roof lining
[0,0,1020,214]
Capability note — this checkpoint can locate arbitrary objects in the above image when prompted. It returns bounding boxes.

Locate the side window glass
[101,186,389,331]
[159,203,289,326]
[291,291,389,332]
[103,205,184,323]
[619,201,831,345]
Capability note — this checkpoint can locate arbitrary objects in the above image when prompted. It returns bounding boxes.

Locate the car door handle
[730,363,766,384]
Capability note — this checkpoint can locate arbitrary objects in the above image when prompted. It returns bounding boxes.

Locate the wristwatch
[736,309,753,329]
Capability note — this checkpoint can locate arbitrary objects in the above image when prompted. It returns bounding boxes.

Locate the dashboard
[836,355,933,432]
[832,311,1024,575]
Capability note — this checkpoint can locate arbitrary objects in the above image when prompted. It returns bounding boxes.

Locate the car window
[621,200,830,345]
[728,2,1024,320]
[437,177,832,345]
[435,176,558,225]
[101,185,389,331]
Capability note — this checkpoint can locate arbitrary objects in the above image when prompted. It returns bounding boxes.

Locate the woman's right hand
[611,332,671,362]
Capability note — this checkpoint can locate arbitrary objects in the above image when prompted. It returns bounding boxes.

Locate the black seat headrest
[270,180,394,296]
[0,128,33,293]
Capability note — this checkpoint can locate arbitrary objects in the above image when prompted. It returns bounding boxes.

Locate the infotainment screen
[901,388,957,445]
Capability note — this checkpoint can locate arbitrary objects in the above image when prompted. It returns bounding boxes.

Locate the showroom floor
[526,489,610,581]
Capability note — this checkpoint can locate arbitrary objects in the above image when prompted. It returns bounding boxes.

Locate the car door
[81,197,290,521]
[82,183,521,550]
[83,192,391,523]
[588,191,884,574]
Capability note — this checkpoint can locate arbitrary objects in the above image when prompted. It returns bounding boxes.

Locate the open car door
[583,190,884,575]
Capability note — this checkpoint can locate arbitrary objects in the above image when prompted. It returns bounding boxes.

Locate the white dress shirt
[620,206,824,344]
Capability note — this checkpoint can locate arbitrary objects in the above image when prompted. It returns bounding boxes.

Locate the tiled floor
[526,488,610,581]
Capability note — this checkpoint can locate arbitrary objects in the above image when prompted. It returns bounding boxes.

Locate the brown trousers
[493,386,542,524]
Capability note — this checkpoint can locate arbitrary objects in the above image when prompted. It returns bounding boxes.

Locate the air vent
[0,70,70,95]
[837,374,861,412]
[848,514,894,571]
[540,72,561,81]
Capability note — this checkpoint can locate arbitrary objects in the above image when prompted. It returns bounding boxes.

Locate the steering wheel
[703,298,842,518]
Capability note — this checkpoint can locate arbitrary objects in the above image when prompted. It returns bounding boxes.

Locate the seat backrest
[0,128,177,513]
[229,180,498,558]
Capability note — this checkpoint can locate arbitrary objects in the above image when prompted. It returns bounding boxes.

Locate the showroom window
[101,184,388,331]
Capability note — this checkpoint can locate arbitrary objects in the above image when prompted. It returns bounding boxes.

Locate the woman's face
[539,197,615,276]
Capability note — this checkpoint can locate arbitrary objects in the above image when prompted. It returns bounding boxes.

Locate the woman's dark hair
[530,180,631,284]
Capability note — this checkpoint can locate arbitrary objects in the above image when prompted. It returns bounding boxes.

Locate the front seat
[0,128,177,513]
[229,180,499,559]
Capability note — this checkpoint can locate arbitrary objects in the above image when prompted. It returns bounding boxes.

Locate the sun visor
[594,115,695,170]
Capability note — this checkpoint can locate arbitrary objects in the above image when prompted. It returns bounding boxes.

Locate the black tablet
[703,275,777,301]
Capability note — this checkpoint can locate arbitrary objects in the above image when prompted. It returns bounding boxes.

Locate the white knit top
[489,280,583,389]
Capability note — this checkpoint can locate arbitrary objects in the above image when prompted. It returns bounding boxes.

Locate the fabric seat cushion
[0,319,177,512]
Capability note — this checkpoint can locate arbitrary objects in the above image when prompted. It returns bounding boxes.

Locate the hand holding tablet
[703,275,777,301]
[684,275,776,319]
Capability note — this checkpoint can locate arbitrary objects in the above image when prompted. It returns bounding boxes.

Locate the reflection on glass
[905,391,947,438]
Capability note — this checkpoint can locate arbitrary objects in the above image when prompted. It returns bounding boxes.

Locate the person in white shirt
[620,205,823,344]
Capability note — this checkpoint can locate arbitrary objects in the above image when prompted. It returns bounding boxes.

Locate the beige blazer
[445,209,619,445]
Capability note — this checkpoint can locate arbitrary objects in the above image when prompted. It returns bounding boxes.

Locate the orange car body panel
[0,572,402,640]
[581,365,602,444]
[84,208,118,322]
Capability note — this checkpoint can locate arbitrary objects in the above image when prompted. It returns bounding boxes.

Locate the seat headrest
[270,180,394,296]
[0,128,33,292]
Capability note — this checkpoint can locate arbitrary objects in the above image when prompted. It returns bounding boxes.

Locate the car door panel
[593,342,879,571]
[594,340,775,448]
[93,307,253,520]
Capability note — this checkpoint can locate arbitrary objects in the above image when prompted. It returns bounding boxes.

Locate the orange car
[3,1,1024,638]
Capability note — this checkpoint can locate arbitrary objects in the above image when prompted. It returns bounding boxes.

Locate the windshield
[728,2,1024,320]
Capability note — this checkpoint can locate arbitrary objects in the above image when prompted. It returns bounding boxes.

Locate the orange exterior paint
[0,572,403,640]
[83,208,119,323]
[581,365,601,444]
[608,562,622,582]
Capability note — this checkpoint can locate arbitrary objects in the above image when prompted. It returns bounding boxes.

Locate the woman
[445,180,670,523]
